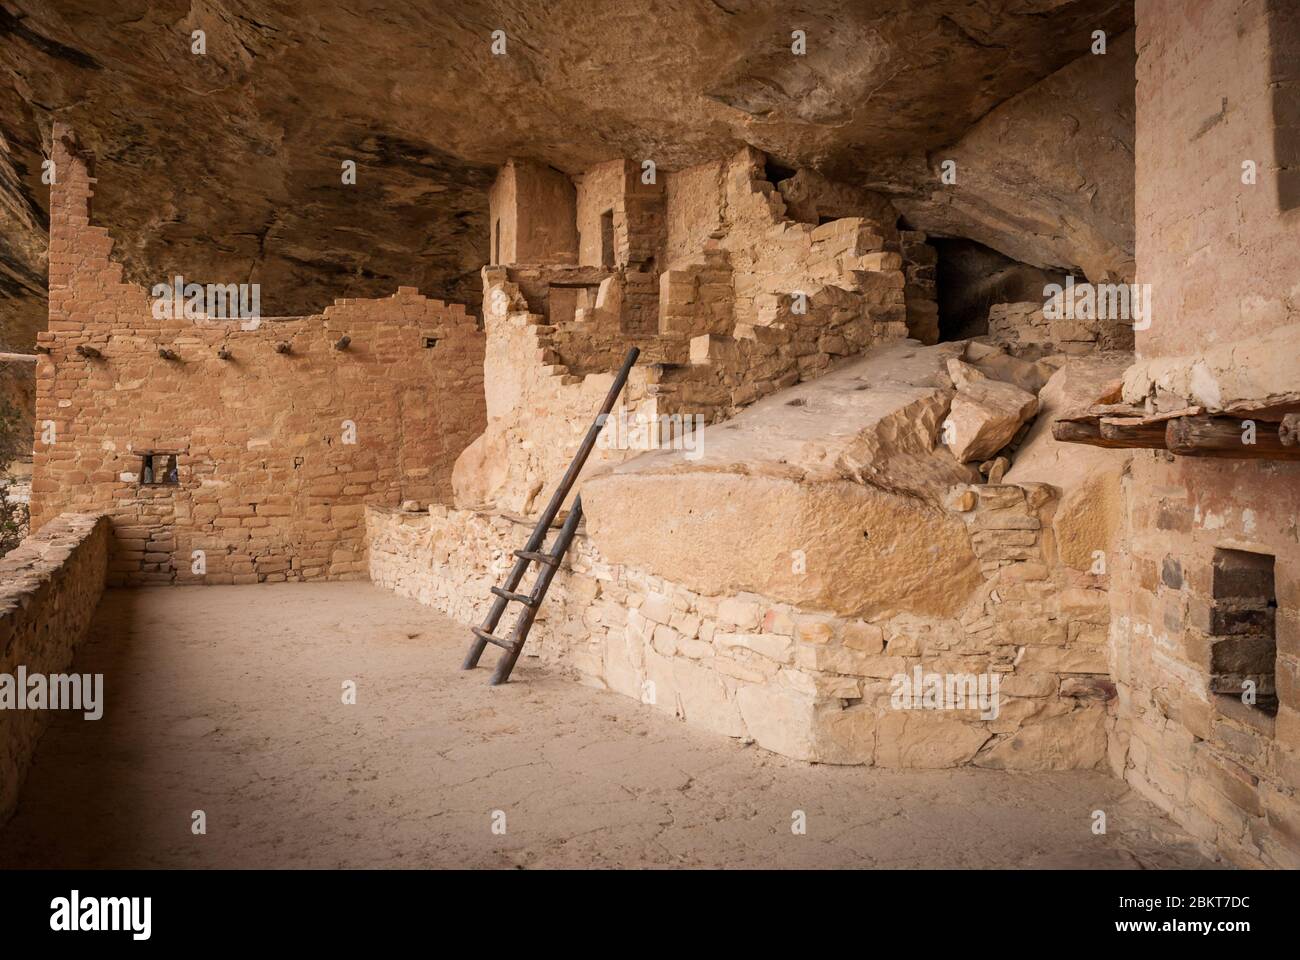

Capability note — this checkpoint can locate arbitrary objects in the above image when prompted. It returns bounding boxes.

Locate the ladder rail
[461,346,640,675]
[487,497,585,685]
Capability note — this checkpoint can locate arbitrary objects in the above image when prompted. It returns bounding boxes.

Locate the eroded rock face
[585,471,983,620]
[583,341,985,619]
[891,30,1138,283]
[1,0,1132,347]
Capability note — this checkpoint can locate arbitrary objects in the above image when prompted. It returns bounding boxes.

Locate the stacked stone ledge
[0,513,110,825]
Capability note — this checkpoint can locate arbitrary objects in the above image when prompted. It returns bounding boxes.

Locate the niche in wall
[1209,547,1278,716]
[599,210,615,268]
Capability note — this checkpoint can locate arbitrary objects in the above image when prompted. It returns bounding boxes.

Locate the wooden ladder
[461,347,640,684]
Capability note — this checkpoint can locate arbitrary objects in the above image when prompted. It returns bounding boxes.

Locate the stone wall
[988,300,1134,356]
[0,512,109,824]
[899,230,940,345]
[1135,1,1297,361]
[1104,0,1300,868]
[1112,453,1300,867]
[456,148,919,515]
[664,160,725,266]
[451,266,679,516]
[367,477,1113,770]
[575,159,666,270]
[31,128,486,586]
[488,159,578,266]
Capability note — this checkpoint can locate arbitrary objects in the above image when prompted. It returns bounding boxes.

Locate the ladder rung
[471,626,517,650]
[491,586,536,606]
[514,549,559,566]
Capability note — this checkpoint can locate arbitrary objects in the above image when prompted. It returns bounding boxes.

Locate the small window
[422,336,439,349]
[140,452,179,486]
[493,218,501,265]
[600,209,615,268]
[1209,548,1277,716]
[1270,1,1300,211]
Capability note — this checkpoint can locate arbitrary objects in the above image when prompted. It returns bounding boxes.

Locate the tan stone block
[735,683,817,760]
[716,631,793,663]
[976,707,1106,770]
[639,592,674,624]
[717,596,761,630]
[1016,645,1109,675]
[842,620,884,653]
[875,711,990,768]
[795,617,834,644]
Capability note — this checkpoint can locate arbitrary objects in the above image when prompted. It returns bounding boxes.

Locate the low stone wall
[367,486,1113,769]
[988,300,1134,356]
[0,513,110,824]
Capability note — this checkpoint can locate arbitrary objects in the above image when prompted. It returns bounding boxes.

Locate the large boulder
[583,341,985,619]
[943,358,1039,462]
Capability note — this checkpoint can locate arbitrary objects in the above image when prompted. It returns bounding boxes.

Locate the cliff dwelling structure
[0,0,1297,887]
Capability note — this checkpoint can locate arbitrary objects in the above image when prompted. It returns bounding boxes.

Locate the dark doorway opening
[930,236,1066,342]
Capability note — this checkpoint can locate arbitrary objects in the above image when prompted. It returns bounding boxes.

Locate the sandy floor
[0,582,1213,869]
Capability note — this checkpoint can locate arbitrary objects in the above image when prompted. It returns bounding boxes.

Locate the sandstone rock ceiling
[1,0,1133,349]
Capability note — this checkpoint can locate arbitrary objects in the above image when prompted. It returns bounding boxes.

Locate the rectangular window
[140,452,179,486]
[1209,548,1277,716]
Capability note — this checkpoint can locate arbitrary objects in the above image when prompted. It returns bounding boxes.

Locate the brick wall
[488,159,578,266]
[31,127,485,585]
[1109,0,1300,867]
[575,159,666,270]
[0,513,109,824]
[1135,0,1298,358]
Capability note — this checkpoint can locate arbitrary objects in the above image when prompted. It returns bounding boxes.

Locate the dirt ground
[0,582,1214,869]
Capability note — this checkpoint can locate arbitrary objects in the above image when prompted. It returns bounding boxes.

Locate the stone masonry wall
[575,159,666,270]
[988,300,1134,356]
[0,512,109,824]
[455,149,919,514]
[368,476,1113,770]
[31,128,486,586]
[1135,0,1297,360]
[488,159,578,266]
[1112,453,1300,867]
[1104,0,1300,868]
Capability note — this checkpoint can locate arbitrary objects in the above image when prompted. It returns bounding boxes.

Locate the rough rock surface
[943,358,1038,463]
[1,0,1133,347]
[583,341,985,619]
[1004,350,1132,573]
[891,29,1137,282]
